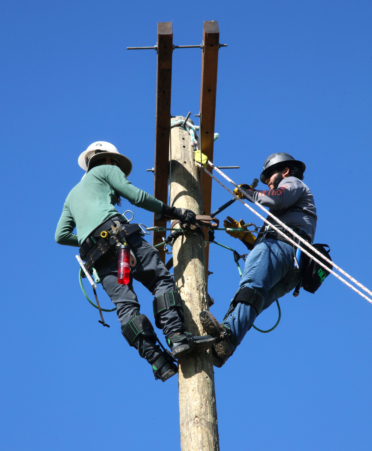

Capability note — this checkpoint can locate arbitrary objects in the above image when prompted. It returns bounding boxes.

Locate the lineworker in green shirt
[55,141,214,382]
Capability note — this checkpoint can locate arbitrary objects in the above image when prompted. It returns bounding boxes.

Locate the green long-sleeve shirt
[55,165,163,247]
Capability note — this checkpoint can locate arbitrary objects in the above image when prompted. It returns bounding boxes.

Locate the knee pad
[223,287,264,321]
[153,291,184,329]
[121,313,157,347]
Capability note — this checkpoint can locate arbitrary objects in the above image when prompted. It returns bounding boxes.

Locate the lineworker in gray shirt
[55,141,214,382]
[200,153,317,367]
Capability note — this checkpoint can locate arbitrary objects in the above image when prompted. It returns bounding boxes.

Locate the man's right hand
[233,184,253,199]
[156,204,197,225]
[173,208,197,225]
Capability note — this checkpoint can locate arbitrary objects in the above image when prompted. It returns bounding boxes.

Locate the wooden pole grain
[169,117,219,451]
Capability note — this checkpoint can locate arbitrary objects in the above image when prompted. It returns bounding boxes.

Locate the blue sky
[1,1,372,450]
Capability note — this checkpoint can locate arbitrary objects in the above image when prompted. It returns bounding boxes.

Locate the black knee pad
[121,313,157,347]
[223,287,264,321]
[153,291,184,329]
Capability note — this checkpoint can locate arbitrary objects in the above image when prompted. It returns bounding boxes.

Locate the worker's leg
[97,256,177,381]
[125,234,215,358]
[200,238,301,366]
[239,238,297,298]
[261,264,303,312]
[97,257,160,361]
[222,238,298,343]
[125,233,182,337]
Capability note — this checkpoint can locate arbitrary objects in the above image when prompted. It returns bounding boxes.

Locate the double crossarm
[152,21,221,270]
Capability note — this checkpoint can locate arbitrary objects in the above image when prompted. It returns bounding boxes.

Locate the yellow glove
[233,184,252,199]
[223,216,256,249]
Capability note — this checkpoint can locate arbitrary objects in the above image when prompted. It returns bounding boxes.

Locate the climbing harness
[77,210,144,326]
[79,214,133,272]
[197,160,372,304]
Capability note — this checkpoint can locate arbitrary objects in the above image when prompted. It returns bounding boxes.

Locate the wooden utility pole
[169,117,219,451]
[128,21,224,449]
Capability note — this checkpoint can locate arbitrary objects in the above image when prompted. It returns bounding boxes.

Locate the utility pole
[128,21,224,449]
[169,117,219,451]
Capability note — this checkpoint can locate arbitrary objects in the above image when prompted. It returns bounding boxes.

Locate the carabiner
[138,223,151,235]
[243,222,259,234]
[162,237,173,255]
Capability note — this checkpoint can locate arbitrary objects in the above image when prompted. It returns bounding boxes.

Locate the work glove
[172,207,197,225]
[224,216,256,250]
[194,150,208,168]
[156,204,197,225]
[233,184,253,199]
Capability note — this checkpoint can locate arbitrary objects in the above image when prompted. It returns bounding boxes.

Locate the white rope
[208,160,372,298]
[198,162,372,305]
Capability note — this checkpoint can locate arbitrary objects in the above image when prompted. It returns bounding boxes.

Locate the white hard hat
[78,141,132,176]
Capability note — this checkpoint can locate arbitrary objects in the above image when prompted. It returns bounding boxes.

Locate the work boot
[199,311,235,368]
[152,351,178,382]
[167,332,215,359]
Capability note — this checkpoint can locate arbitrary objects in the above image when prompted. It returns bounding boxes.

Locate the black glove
[173,207,197,225]
[155,204,197,225]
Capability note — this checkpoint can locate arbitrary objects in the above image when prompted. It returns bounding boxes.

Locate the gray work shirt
[244,176,317,242]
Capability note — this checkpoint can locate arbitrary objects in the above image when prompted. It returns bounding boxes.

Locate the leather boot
[199,311,235,368]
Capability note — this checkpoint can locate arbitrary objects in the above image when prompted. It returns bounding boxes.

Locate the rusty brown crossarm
[153,22,173,262]
[199,21,220,275]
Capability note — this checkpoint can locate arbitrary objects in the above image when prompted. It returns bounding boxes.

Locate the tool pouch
[80,217,142,271]
[301,244,332,293]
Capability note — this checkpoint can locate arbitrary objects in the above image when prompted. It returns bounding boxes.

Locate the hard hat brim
[87,152,133,176]
[260,160,306,183]
[78,149,94,171]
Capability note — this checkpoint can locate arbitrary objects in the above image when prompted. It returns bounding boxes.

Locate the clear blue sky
[2,1,372,450]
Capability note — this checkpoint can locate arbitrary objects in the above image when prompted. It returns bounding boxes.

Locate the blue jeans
[223,238,303,347]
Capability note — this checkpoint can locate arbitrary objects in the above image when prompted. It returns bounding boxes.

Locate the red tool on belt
[117,241,131,285]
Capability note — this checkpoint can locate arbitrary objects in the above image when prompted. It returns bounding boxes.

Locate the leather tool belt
[79,215,142,271]
[256,225,310,247]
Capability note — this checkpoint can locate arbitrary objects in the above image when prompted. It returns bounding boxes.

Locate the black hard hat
[260,153,306,183]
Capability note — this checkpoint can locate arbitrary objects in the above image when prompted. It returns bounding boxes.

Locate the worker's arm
[105,166,196,224]
[105,166,163,213]
[237,177,304,211]
[55,203,79,247]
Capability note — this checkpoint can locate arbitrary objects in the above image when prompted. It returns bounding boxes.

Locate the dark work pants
[96,232,183,364]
